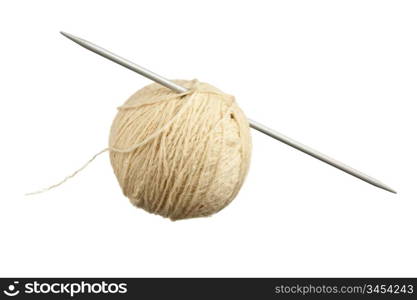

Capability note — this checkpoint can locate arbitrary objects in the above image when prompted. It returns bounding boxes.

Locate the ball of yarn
[109,80,251,220]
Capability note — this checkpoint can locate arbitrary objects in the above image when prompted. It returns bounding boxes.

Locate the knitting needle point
[60,31,396,194]
[249,120,396,194]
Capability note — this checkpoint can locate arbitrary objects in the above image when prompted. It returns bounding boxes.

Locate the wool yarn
[109,80,252,220]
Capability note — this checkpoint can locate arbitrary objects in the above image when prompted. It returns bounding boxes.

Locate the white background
[0,0,416,277]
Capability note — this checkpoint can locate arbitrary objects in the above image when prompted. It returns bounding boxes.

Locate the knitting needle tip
[378,184,397,194]
[60,31,77,41]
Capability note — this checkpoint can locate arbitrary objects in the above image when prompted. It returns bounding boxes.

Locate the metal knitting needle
[60,31,396,194]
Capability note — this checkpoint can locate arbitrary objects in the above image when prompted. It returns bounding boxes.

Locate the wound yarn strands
[109,80,251,220]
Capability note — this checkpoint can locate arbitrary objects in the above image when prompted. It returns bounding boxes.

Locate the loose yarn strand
[25,148,109,196]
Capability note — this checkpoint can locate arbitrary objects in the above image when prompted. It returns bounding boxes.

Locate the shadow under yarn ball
[109,80,252,220]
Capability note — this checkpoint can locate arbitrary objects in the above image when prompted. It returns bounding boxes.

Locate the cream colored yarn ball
[109,80,251,220]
